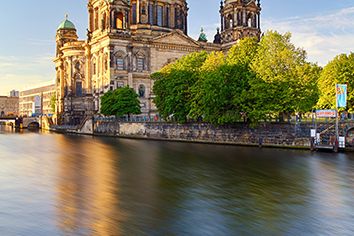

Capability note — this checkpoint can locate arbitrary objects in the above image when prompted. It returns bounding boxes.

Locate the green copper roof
[57,15,76,30]
[198,28,208,42]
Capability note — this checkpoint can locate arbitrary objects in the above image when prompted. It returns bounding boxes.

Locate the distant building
[19,83,56,117]
[0,96,19,117]
[10,90,19,97]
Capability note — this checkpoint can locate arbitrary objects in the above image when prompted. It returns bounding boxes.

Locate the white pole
[335,84,339,146]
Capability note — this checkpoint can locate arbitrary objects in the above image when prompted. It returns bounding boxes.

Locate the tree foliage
[189,39,259,124]
[151,51,208,122]
[152,31,327,124]
[50,95,56,113]
[100,87,141,117]
[249,31,320,120]
[317,53,354,111]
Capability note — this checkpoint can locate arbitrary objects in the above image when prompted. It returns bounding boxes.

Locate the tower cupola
[220,0,261,45]
[55,15,78,56]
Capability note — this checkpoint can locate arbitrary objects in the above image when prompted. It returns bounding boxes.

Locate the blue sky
[0,0,354,95]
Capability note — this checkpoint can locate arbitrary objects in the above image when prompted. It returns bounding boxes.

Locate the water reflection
[0,130,353,235]
[55,135,121,235]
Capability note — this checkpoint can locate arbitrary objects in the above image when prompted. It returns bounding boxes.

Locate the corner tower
[129,0,188,36]
[220,0,261,46]
[55,15,78,56]
[88,0,131,40]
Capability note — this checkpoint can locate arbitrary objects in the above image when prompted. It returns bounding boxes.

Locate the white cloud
[0,55,54,96]
[262,7,354,65]
[191,7,354,66]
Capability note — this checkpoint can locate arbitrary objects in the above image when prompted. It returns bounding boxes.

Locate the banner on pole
[336,84,347,108]
[316,109,337,118]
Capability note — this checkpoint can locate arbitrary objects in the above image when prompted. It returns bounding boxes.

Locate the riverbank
[50,118,318,150]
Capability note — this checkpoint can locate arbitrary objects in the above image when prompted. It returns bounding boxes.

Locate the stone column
[220,14,224,31]
[126,10,130,29]
[85,44,92,94]
[137,0,141,24]
[128,73,133,88]
[154,0,158,25]
[184,13,187,34]
[243,9,246,26]
[170,4,175,28]
[59,63,65,113]
[88,7,94,32]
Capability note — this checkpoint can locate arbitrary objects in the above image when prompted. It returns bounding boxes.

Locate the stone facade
[0,96,19,117]
[58,120,312,148]
[54,0,261,124]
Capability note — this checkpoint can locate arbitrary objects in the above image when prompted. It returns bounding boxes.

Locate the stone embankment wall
[90,121,313,148]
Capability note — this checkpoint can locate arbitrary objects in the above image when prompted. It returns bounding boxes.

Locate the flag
[336,84,347,108]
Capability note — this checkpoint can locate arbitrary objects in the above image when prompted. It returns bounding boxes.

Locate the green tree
[317,53,354,111]
[249,31,320,120]
[152,51,208,123]
[226,36,259,66]
[100,87,141,118]
[189,38,258,125]
[50,95,56,113]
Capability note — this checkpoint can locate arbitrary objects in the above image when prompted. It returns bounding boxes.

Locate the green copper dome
[57,15,76,30]
[198,28,208,42]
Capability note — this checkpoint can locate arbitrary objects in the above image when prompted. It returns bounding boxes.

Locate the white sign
[339,136,346,148]
[316,109,336,118]
[316,133,321,144]
[311,129,316,138]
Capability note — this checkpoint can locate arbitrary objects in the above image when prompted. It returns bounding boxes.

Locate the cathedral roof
[57,15,76,30]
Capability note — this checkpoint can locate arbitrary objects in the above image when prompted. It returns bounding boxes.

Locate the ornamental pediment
[153,31,200,47]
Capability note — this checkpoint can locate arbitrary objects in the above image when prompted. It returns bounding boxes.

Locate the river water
[0,125,353,235]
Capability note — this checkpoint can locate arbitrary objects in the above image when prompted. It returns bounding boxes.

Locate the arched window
[64,86,68,97]
[148,4,154,24]
[115,51,126,70]
[165,6,170,27]
[116,12,124,29]
[76,81,83,97]
[175,8,180,28]
[157,5,163,26]
[116,57,124,70]
[142,3,147,15]
[138,84,146,98]
[102,12,107,30]
[89,9,94,31]
[92,58,97,75]
[131,4,137,24]
[227,15,233,29]
[75,61,80,71]
[237,11,242,26]
[94,8,99,30]
[104,54,108,71]
[247,13,253,27]
[137,57,145,71]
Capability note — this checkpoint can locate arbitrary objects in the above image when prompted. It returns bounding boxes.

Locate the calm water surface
[0,125,353,235]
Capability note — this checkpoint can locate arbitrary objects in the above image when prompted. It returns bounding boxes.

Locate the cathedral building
[54,0,261,124]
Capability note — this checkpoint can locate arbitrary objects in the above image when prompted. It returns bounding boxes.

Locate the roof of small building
[57,15,76,30]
